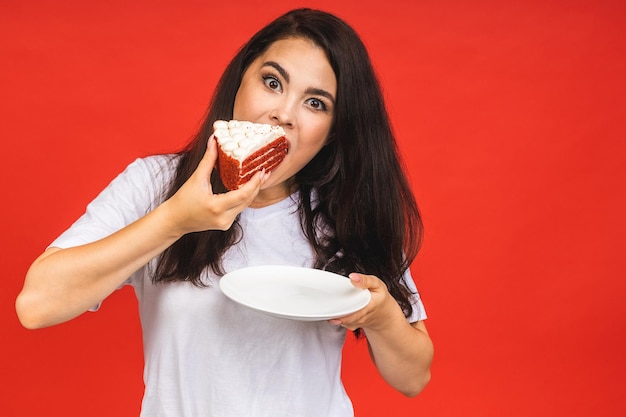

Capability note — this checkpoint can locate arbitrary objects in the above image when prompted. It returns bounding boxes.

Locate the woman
[17,8,433,416]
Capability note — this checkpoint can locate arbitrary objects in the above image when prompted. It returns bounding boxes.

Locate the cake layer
[213,120,288,190]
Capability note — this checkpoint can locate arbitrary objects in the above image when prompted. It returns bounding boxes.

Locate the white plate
[219,265,371,321]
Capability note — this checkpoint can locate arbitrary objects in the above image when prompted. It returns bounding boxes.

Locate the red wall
[2,0,625,416]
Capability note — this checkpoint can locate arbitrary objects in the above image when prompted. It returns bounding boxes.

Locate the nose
[269,98,295,128]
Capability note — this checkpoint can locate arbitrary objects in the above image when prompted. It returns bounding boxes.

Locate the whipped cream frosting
[213,120,286,159]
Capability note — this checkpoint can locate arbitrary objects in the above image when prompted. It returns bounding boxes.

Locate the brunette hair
[154,8,423,319]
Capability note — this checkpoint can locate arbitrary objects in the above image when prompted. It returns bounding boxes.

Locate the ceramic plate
[219,265,371,321]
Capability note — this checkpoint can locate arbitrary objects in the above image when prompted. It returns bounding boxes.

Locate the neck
[249,182,296,208]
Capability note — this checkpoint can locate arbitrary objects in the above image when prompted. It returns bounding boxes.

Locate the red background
[2,0,625,416]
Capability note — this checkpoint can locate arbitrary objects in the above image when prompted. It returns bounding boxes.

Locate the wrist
[151,200,190,239]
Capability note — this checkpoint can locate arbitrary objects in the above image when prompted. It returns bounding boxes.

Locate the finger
[348,272,380,290]
[212,170,269,212]
[329,304,369,328]
[196,136,218,176]
[328,317,361,331]
[237,169,271,202]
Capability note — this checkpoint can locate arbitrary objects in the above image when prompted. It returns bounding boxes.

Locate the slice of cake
[213,120,288,190]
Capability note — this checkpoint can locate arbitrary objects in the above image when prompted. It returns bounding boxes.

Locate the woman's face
[233,37,336,204]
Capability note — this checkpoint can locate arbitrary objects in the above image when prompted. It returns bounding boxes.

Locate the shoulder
[48,154,181,249]
[81,153,180,216]
[123,154,179,181]
[115,154,179,197]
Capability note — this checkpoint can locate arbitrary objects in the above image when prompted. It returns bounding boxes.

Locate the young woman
[17,8,433,416]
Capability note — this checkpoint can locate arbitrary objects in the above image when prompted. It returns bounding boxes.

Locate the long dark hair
[154,8,423,319]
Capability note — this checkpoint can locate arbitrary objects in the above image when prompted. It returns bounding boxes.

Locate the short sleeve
[50,155,176,250]
[402,268,428,323]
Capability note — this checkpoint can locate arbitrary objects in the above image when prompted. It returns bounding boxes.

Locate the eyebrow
[261,61,336,104]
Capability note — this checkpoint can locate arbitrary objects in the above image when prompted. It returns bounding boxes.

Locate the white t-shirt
[50,155,427,417]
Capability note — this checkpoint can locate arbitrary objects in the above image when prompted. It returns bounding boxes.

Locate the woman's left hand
[329,272,399,331]
[329,272,434,397]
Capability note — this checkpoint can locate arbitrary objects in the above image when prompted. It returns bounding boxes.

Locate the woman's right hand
[16,137,268,329]
[161,136,268,234]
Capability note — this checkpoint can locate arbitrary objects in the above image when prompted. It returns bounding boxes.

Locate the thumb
[348,273,367,289]
[349,273,384,292]
[196,136,218,177]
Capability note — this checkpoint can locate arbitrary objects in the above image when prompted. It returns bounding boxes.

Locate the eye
[306,98,328,112]
[263,75,282,92]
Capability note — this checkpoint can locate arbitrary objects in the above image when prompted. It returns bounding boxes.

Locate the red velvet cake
[213,120,288,190]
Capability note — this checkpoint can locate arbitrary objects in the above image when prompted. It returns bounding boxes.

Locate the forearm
[16,202,183,329]
[364,311,434,397]
[331,273,434,396]
[16,140,267,329]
